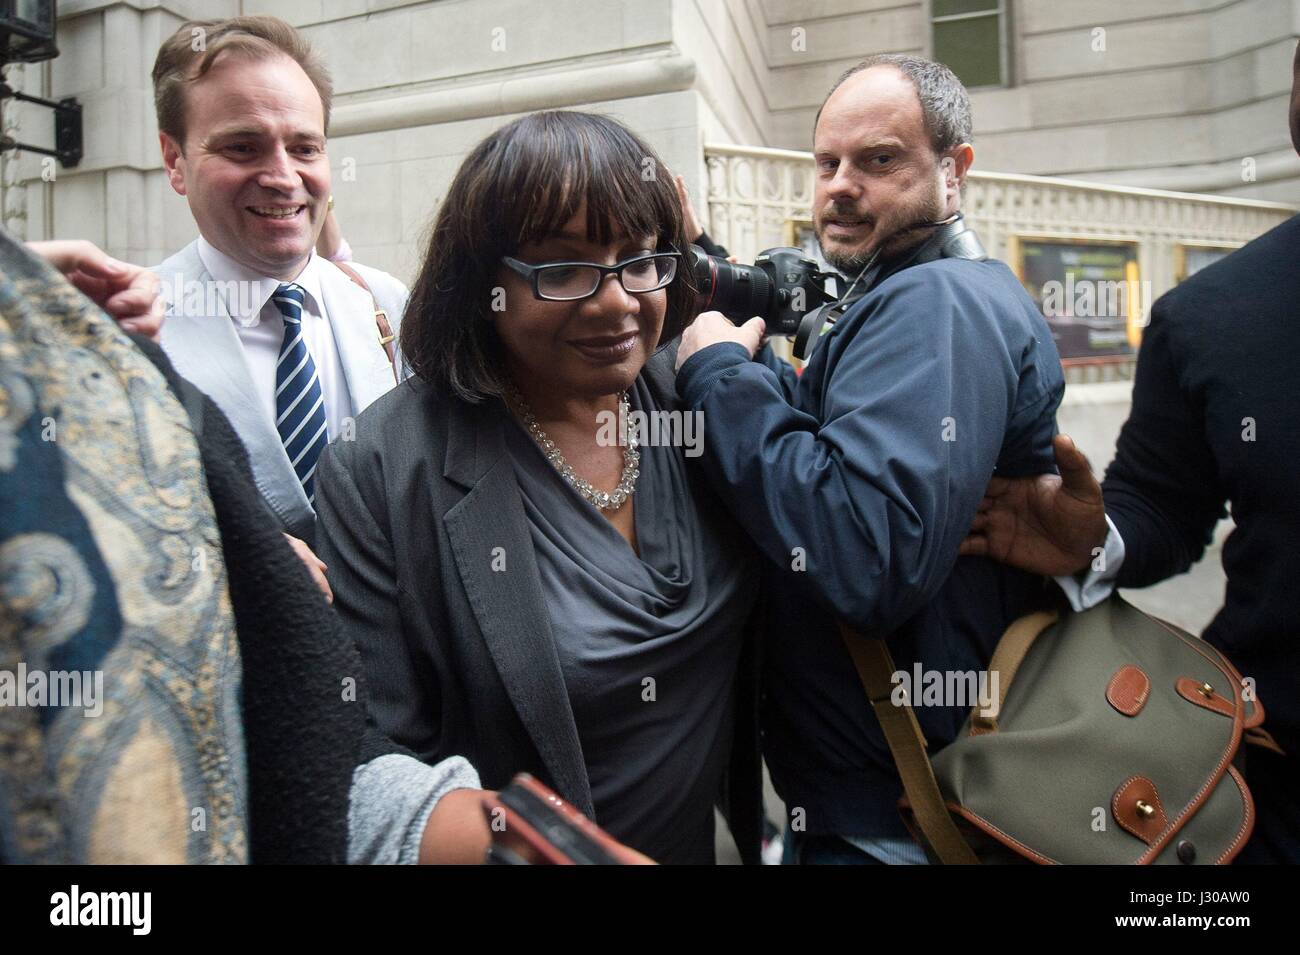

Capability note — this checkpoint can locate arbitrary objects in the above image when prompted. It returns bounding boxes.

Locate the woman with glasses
[312,111,762,864]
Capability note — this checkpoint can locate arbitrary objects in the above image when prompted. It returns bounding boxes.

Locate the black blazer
[314,342,763,863]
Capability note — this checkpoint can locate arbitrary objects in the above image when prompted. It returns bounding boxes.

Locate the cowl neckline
[501,375,696,613]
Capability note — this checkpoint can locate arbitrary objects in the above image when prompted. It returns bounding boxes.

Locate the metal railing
[703,143,1295,381]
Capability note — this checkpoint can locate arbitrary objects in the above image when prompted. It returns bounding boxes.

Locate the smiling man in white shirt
[150,16,407,546]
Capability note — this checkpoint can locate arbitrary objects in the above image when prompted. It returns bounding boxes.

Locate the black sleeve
[131,334,414,861]
[1100,301,1227,588]
[695,230,730,259]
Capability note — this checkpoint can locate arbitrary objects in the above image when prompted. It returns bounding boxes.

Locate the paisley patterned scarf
[0,231,247,863]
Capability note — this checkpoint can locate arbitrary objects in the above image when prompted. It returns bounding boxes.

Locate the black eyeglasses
[501,252,681,302]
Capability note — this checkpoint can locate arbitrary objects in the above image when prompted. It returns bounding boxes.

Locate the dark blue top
[1104,214,1300,760]
[677,256,1064,838]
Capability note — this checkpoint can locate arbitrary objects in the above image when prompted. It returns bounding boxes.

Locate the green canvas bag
[840,594,1276,864]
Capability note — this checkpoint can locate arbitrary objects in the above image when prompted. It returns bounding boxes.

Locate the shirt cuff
[1053,514,1126,612]
[347,753,481,865]
[676,342,752,407]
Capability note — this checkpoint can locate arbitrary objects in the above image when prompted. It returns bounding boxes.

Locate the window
[931,0,1006,89]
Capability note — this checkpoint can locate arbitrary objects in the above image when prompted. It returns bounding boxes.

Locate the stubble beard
[817,182,948,277]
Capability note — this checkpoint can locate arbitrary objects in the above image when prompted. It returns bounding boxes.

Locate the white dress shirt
[1054,515,1126,611]
[197,237,353,442]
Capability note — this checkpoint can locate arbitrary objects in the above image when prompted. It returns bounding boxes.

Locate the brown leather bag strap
[837,621,980,865]
[331,260,398,381]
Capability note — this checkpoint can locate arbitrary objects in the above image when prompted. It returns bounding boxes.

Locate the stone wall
[10,1,1298,278]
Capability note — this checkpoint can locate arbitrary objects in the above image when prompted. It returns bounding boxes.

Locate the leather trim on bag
[1238,672,1265,730]
[1106,665,1150,717]
[1212,650,1266,729]
[1243,698,1266,729]
[899,602,1254,866]
[939,803,1058,865]
[1216,766,1255,864]
[1134,610,1243,865]
[1112,775,1169,845]
[1177,677,1235,717]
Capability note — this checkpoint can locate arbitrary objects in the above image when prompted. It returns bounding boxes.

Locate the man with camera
[675,54,1071,863]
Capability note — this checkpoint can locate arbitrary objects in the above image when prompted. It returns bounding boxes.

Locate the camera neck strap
[793,213,988,360]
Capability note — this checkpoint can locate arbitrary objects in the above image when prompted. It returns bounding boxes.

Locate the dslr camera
[688,245,844,346]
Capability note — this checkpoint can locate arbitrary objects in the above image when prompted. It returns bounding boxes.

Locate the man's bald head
[816,54,972,159]
[812,56,975,269]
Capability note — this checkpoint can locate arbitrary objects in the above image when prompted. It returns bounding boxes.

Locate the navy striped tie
[272,283,328,506]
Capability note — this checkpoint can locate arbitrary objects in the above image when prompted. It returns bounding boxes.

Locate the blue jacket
[677,255,1064,838]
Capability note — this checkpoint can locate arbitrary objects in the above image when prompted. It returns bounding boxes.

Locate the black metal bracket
[0,82,81,167]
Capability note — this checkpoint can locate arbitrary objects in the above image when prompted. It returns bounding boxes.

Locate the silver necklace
[506,385,640,511]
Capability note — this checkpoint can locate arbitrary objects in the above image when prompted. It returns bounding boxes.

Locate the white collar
[196,236,325,327]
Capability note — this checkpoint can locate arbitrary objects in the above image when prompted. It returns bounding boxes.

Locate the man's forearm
[755,341,800,403]
[1098,305,1226,588]
[1102,480,1221,588]
[678,343,1000,632]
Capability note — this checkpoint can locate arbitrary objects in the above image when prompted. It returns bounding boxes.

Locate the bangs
[401,109,698,401]
[491,112,678,253]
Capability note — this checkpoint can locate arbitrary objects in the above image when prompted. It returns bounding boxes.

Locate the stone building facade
[8,0,1299,281]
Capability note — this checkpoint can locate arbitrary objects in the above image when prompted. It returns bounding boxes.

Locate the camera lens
[689,245,774,324]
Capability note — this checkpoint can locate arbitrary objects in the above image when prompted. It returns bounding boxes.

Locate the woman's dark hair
[401,110,696,401]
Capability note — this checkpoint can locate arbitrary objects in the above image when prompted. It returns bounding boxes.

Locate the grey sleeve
[347,753,481,864]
